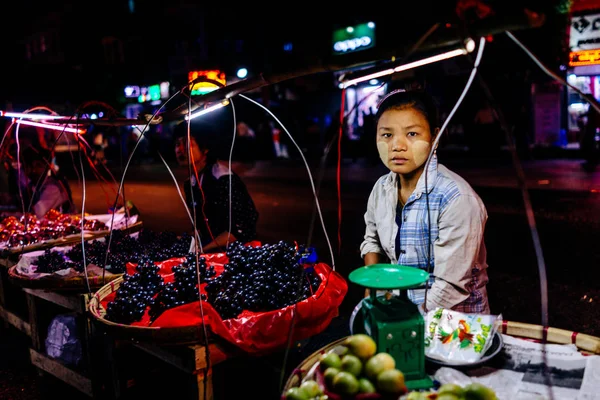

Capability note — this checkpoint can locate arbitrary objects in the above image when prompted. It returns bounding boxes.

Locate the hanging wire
[227,98,237,247]
[422,37,486,308]
[501,30,569,399]
[239,94,336,271]
[101,89,181,283]
[336,89,345,255]
[75,117,92,295]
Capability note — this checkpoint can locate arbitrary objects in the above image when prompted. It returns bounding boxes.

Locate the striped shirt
[360,155,490,314]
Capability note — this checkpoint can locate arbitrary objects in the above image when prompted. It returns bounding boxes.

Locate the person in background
[359,89,490,314]
[174,122,259,252]
[21,146,74,218]
[580,107,600,172]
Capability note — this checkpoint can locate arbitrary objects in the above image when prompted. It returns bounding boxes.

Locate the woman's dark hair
[21,146,52,167]
[375,89,439,134]
[172,120,218,165]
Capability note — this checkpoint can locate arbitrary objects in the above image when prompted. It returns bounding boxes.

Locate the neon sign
[332,22,376,55]
[569,49,600,66]
[188,70,226,95]
[124,82,170,103]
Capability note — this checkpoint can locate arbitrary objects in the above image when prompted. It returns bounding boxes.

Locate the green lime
[438,383,465,397]
[406,391,430,400]
[332,371,360,396]
[299,379,321,398]
[364,352,396,380]
[319,352,342,371]
[340,354,363,377]
[285,387,309,400]
[464,382,497,400]
[358,378,377,394]
[437,394,461,400]
[376,369,407,395]
[345,334,377,360]
[323,367,340,389]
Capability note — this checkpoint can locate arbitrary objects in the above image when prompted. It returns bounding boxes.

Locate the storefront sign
[136,82,170,103]
[332,22,375,55]
[124,86,140,98]
[188,70,226,95]
[124,82,170,103]
[569,49,600,66]
[570,12,600,51]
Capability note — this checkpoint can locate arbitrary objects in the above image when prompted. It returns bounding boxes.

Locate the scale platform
[349,263,429,291]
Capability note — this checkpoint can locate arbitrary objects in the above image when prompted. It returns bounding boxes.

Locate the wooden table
[1,248,241,400]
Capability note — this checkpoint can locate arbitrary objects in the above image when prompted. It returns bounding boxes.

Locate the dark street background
[2,149,600,399]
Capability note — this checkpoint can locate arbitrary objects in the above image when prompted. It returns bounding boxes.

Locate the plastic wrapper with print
[424,307,502,364]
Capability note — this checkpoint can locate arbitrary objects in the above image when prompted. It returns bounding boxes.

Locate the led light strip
[339,39,475,89]
[0,111,65,120]
[14,118,86,134]
[185,100,230,121]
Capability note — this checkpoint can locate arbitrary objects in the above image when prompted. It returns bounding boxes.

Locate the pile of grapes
[105,255,164,324]
[149,253,217,322]
[33,229,192,274]
[204,240,321,319]
[104,240,323,325]
[35,249,76,274]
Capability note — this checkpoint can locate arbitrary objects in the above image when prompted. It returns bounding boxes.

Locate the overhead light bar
[185,100,230,121]
[339,38,476,89]
[0,111,65,120]
[14,119,86,134]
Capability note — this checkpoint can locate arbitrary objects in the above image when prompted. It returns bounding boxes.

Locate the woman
[21,146,74,218]
[174,123,259,252]
[360,89,490,314]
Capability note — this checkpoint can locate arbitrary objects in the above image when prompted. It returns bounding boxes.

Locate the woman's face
[175,136,208,169]
[376,107,434,176]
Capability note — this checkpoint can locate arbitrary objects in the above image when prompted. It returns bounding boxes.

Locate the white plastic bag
[45,313,82,366]
[424,307,502,364]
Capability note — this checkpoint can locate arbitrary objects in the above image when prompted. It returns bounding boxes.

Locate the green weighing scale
[348,264,434,391]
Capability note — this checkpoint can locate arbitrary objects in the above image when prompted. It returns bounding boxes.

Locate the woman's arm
[202,231,238,252]
[425,194,487,312]
[216,174,258,243]
[360,185,385,259]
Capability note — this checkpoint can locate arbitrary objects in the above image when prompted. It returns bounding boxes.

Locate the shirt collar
[382,154,439,196]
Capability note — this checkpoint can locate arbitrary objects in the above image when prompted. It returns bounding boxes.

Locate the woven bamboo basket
[88,275,210,345]
[7,264,122,291]
[282,321,600,394]
[498,320,600,355]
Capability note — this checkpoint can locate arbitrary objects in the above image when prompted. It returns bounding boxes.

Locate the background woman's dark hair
[172,120,218,165]
[20,145,52,167]
[375,89,439,134]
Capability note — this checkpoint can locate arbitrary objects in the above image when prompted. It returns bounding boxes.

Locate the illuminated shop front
[567,11,600,146]
[331,22,386,140]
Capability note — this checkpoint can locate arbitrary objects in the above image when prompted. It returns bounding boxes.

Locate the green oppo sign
[332,22,376,55]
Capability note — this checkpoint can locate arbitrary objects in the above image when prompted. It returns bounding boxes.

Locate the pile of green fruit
[285,333,407,399]
[405,382,497,399]
[284,333,498,400]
